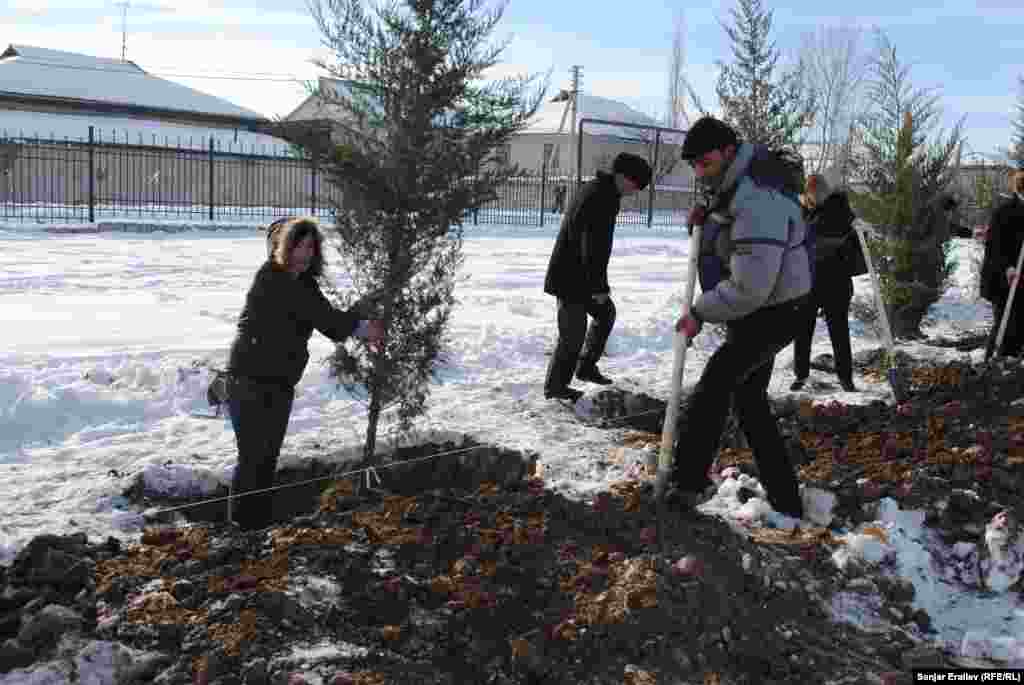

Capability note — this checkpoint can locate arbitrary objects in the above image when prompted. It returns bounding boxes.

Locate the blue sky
[5,0,1020,157]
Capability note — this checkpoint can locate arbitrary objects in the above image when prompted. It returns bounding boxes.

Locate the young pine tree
[851,32,964,339]
[715,0,814,154]
[305,0,545,460]
[1011,75,1024,168]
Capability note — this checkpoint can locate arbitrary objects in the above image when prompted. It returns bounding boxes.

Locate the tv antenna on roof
[115,1,130,61]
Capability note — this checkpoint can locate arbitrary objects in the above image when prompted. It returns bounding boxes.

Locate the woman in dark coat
[980,171,1024,359]
[226,217,384,530]
[791,174,863,392]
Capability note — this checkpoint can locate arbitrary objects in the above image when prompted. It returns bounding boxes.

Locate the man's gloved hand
[675,313,702,340]
[593,293,610,305]
[355,319,387,353]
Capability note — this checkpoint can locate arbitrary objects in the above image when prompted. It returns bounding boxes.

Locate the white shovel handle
[994,239,1024,356]
[659,223,703,474]
[854,225,896,357]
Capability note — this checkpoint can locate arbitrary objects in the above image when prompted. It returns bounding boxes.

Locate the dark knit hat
[612,152,652,190]
[680,116,739,161]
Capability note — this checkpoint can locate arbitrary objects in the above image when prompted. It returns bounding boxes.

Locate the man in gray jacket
[671,116,811,519]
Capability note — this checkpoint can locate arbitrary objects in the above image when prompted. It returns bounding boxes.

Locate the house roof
[287,82,673,144]
[0,44,266,122]
[0,108,292,153]
[524,94,679,142]
[283,76,391,122]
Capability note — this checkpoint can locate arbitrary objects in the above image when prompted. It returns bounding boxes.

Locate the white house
[0,44,289,152]
[512,92,691,187]
[285,79,692,185]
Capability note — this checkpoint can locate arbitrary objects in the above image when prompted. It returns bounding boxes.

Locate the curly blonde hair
[801,173,830,209]
[267,216,325,278]
[1010,170,1024,195]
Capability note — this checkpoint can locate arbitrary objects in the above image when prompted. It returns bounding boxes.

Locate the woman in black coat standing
[791,174,864,392]
[226,217,384,530]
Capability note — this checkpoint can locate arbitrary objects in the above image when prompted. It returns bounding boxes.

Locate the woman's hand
[365,320,386,351]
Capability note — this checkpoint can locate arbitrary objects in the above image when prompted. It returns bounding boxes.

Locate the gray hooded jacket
[692,143,812,323]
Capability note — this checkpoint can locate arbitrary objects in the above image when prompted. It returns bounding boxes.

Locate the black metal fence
[0,128,693,227]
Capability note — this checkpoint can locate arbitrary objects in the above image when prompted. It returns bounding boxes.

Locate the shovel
[854,224,905,402]
[993,240,1024,358]
[654,220,703,552]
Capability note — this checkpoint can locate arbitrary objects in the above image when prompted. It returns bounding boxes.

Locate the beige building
[0,44,317,214]
[511,92,690,187]
[0,44,285,149]
[284,80,692,185]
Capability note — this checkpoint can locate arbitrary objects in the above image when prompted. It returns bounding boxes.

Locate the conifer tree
[851,32,963,339]
[1011,76,1024,168]
[305,0,545,459]
[715,0,813,153]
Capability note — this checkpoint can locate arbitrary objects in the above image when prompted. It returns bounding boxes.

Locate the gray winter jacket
[692,143,812,323]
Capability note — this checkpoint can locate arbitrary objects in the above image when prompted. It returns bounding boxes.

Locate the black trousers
[793,275,854,382]
[672,296,808,516]
[544,296,616,392]
[227,377,294,530]
[987,297,1024,359]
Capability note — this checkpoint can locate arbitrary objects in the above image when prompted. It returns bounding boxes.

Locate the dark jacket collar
[595,170,622,197]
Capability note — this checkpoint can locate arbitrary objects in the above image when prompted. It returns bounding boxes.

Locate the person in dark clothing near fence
[553,184,568,214]
[942,195,975,239]
[670,116,811,519]
[980,171,1024,359]
[542,152,652,401]
[226,216,385,530]
[791,174,865,393]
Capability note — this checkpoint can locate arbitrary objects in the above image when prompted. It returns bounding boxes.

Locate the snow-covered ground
[2,220,1021,682]
[1,203,690,229]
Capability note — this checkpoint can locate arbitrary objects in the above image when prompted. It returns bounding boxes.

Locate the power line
[11,57,312,83]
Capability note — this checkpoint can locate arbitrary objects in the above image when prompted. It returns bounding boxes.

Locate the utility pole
[116,1,130,62]
[568,65,582,187]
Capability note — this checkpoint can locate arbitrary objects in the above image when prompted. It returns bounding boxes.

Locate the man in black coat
[543,152,652,401]
[981,172,1024,359]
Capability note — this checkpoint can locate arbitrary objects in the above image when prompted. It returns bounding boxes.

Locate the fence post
[539,160,548,227]
[647,130,660,228]
[473,161,479,226]
[576,118,583,193]
[311,156,318,217]
[88,126,95,223]
[208,136,215,222]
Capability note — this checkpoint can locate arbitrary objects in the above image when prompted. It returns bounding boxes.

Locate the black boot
[544,386,583,402]
[576,361,613,385]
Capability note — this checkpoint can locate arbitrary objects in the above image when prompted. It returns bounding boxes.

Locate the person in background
[980,171,1024,359]
[670,116,810,519]
[553,184,568,214]
[542,152,652,401]
[943,195,974,239]
[226,217,385,531]
[790,174,861,393]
